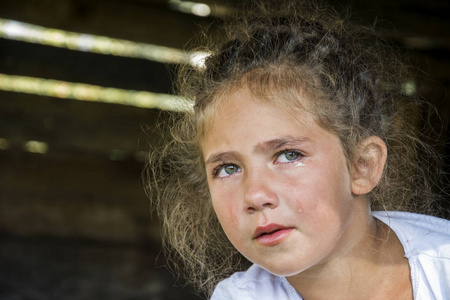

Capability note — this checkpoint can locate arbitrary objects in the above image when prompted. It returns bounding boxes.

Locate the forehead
[199,85,314,138]
[200,87,329,151]
[216,88,302,121]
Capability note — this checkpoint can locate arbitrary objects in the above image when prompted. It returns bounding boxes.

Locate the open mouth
[258,229,282,238]
[254,224,294,246]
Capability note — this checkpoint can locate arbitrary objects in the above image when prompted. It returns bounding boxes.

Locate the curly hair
[145,1,446,297]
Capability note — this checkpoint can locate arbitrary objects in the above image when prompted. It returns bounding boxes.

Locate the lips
[253,224,294,246]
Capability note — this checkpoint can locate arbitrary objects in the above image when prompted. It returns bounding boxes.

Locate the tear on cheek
[228,206,239,226]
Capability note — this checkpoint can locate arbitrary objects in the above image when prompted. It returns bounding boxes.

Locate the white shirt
[210,211,450,300]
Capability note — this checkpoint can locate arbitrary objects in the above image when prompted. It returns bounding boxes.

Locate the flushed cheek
[211,192,252,251]
[211,196,241,232]
[297,188,350,230]
[282,177,318,212]
[287,182,349,236]
[215,206,249,252]
[226,202,240,227]
[290,166,348,210]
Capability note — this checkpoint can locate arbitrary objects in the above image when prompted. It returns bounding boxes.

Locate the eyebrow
[254,136,311,153]
[204,151,240,166]
[204,136,311,166]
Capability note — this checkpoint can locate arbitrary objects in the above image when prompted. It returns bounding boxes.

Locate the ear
[351,136,387,195]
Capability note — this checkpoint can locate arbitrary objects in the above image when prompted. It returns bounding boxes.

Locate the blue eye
[275,150,302,163]
[285,152,300,161]
[214,164,241,178]
[224,165,239,174]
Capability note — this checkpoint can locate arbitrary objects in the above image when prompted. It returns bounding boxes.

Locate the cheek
[212,197,245,251]
[285,164,352,216]
[282,168,325,208]
[211,190,240,232]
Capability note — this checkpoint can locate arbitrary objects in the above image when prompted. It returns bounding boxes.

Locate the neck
[286,203,412,300]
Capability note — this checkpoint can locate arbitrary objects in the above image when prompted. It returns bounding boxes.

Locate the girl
[147,2,450,299]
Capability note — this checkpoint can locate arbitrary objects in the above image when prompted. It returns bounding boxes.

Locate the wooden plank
[0,91,172,157]
[0,151,161,244]
[0,38,175,93]
[0,0,210,48]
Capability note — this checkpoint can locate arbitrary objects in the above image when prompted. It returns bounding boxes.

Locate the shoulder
[210,265,301,300]
[373,211,450,298]
[373,211,450,258]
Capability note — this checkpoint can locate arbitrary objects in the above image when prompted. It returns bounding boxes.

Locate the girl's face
[201,88,364,277]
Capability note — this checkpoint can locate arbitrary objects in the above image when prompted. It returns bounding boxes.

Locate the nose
[243,171,279,213]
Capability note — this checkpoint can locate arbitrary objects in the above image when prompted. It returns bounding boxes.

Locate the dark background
[0,0,449,299]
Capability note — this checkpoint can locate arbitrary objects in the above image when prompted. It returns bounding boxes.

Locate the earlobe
[351,136,387,195]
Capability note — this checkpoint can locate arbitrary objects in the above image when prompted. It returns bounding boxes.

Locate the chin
[259,263,308,277]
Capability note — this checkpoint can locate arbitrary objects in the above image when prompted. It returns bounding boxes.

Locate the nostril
[246,206,256,213]
[245,202,274,213]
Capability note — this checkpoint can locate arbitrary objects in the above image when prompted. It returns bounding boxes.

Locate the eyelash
[211,149,304,179]
[273,149,304,164]
[212,163,241,179]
